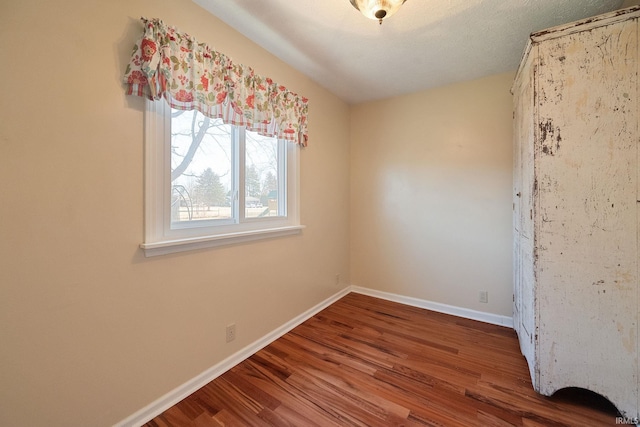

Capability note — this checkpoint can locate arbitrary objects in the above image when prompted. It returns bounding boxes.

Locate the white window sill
[140,225,305,257]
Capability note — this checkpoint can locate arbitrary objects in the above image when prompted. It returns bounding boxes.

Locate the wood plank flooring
[144,293,620,426]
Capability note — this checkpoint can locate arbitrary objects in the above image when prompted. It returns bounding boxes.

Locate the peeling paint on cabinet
[512,6,640,420]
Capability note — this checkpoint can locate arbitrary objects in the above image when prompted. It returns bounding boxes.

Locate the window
[141,100,302,256]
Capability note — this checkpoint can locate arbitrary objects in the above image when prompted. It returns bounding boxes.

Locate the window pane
[170,109,233,225]
[245,130,282,218]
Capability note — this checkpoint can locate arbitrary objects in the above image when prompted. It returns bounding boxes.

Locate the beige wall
[350,73,515,317]
[0,1,349,426]
[1,0,519,425]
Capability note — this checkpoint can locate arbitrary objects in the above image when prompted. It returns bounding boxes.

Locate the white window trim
[141,99,303,257]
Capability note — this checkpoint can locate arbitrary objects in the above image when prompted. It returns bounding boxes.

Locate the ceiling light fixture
[349,0,407,25]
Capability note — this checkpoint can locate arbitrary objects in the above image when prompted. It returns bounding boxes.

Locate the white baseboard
[113,286,351,427]
[115,285,512,426]
[350,286,514,328]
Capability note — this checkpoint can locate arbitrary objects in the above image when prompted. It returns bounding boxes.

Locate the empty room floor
[145,293,619,426]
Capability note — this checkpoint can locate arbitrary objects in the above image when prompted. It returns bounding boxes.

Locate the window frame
[141,99,302,257]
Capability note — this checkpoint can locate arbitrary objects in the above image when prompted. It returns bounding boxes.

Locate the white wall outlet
[479,291,489,304]
[226,323,236,343]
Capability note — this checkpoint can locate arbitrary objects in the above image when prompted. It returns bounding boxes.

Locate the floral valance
[124,18,309,146]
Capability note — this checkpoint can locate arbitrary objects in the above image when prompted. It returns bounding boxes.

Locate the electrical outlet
[479,291,489,304]
[335,274,340,285]
[226,323,236,343]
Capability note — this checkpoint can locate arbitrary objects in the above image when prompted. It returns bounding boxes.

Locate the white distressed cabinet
[512,7,639,419]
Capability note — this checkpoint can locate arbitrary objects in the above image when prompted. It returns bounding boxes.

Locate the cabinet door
[513,47,538,386]
[513,91,522,336]
[535,17,638,417]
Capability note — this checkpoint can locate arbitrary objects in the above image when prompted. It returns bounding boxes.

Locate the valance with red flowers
[123,18,309,146]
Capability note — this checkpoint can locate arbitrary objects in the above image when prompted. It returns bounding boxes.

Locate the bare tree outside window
[245,130,281,218]
[170,110,232,222]
[169,109,284,223]
[142,99,299,256]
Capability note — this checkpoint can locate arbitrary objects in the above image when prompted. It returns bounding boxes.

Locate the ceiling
[193,0,625,104]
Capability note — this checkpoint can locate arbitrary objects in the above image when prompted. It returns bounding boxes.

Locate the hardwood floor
[144,293,620,426]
